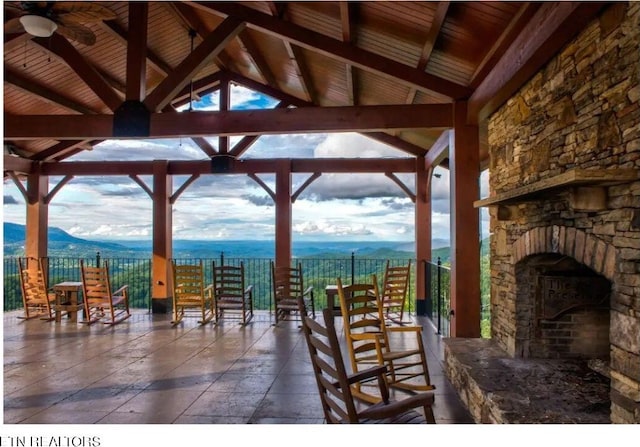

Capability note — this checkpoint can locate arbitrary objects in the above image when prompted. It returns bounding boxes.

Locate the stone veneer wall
[487,3,640,423]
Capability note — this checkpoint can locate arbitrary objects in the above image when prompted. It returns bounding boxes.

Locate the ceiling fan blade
[52,2,116,22]
[56,22,96,46]
[3,3,24,13]
[4,17,26,34]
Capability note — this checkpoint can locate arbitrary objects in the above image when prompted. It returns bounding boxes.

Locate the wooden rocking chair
[380,260,412,325]
[336,276,435,404]
[171,260,214,326]
[80,260,131,325]
[300,306,435,424]
[271,261,315,324]
[213,261,253,324]
[17,257,55,321]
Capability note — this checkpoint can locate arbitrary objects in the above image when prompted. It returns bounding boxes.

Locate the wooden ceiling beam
[33,34,122,111]
[227,72,428,157]
[6,104,453,140]
[227,101,288,157]
[406,1,450,104]
[125,2,148,101]
[469,2,540,89]
[196,1,472,99]
[4,68,99,115]
[144,16,245,112]
[39,158,416,176]
[468,2,606,124]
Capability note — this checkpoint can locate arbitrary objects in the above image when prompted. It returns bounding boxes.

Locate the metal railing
[424,257,451,336]
[4,254,425,316]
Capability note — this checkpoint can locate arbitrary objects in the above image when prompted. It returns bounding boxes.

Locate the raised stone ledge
[443,338,610,424]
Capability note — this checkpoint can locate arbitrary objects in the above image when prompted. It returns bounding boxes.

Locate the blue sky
[2,85,489,245]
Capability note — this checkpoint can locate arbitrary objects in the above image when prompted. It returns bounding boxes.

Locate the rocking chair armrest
[112,285,128,296]
[203,284,214,293]
[345,364,388,385]
[244,285,254,295]
[303,286,313,297]
[357,392,435,420]
[387,325,423,333]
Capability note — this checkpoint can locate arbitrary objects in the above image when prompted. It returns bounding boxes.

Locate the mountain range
[4,222,462,260]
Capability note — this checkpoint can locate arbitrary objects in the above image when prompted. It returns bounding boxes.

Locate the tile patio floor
[3,309,473,425]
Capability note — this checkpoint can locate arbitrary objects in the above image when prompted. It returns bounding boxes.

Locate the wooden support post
[414,157,432,315]
[25,166,49,262]
[450,101,481,338]
[274,159,292,270]
[151,160,173,313]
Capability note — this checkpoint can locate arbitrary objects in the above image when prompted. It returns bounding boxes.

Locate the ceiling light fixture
[19,15,58,38]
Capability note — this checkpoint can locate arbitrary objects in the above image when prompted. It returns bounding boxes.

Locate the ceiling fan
[4,1,116,46]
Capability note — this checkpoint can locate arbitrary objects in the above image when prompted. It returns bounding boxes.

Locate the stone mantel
[474,168,639,208]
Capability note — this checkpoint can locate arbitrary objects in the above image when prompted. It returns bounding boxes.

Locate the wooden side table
[52,282,83,323]
[325,285,342,316]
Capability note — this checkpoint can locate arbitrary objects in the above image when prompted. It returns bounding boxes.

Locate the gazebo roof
[3,1,606,171]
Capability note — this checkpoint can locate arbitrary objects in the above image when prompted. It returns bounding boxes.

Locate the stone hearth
[444,338,610,424]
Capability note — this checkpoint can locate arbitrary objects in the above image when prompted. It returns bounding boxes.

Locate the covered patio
[4,0,640,432]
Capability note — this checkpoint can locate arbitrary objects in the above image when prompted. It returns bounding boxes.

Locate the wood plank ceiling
[3,1,607,171]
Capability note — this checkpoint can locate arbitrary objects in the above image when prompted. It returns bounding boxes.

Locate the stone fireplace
[444,3,639,424]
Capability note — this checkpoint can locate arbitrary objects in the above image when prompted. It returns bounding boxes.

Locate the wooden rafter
[468,1,606,123]
[6,104,453,140]
[4,68,99,115]
[340,2,358,105]
[144,16,246,112]
[237,31,279,89]
[33,35,122,111]
[425,129,450,168]
[33,140,97,162]
[100,21,172,76]
[268,3,317,104]
[196,1,472,99]
[406,1,450,104]
[168,1,237,72]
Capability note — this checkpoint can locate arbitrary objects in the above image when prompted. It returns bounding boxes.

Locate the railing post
[220,252,224,266]
[95,251,101,268]
[350,251,355,285]
[437,257,442,335]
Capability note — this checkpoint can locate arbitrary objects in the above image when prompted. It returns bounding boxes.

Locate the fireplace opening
[515,253,611,362]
